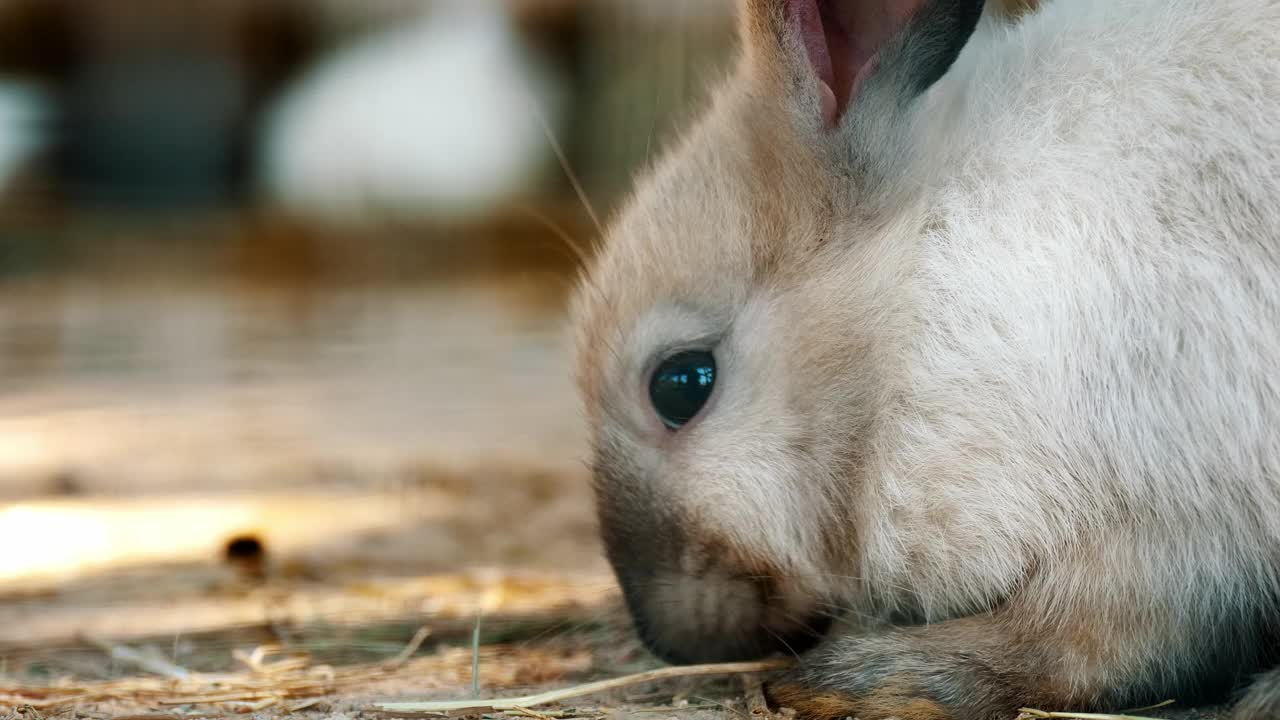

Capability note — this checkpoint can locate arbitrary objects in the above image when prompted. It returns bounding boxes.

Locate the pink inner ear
[784,0,925,126]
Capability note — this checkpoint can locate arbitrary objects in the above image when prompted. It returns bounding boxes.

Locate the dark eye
[649,350,716,429]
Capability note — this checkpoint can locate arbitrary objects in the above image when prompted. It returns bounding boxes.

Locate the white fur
[859,0,1280,615]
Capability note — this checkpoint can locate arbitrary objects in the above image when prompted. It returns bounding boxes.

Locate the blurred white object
[0,81,49,195]
[258,0,568,221]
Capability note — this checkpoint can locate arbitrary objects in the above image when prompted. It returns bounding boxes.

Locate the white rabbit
[257,0,567,222]
[569,0,1280,718]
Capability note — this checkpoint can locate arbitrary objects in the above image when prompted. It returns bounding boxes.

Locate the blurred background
[0,0,737,703]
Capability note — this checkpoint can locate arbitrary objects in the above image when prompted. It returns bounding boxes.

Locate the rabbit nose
[618,566,833,665]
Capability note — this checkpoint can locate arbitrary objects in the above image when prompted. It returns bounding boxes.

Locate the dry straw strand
[374,659,791,713]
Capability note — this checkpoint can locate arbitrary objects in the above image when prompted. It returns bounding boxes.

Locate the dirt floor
[0,230,1229,720]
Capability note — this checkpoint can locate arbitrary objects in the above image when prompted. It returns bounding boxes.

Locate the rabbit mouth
[615,563,834,665]
[592,465,834,663]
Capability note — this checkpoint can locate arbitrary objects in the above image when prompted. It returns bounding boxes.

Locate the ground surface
[0,233,1228,720]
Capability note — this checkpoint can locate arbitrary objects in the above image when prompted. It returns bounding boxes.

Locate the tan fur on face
[991,0,1038,21]
[573,0,1280,712]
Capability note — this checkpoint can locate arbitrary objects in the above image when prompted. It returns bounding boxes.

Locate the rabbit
[568,0,1280,718]
[259,0,568,222]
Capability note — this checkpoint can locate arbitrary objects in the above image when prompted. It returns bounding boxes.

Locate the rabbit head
[570,0,987,664]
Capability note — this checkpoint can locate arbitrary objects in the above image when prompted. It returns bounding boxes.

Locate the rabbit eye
[649,350,716,429]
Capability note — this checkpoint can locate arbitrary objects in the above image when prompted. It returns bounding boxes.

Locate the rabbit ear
[742,0,985,127]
